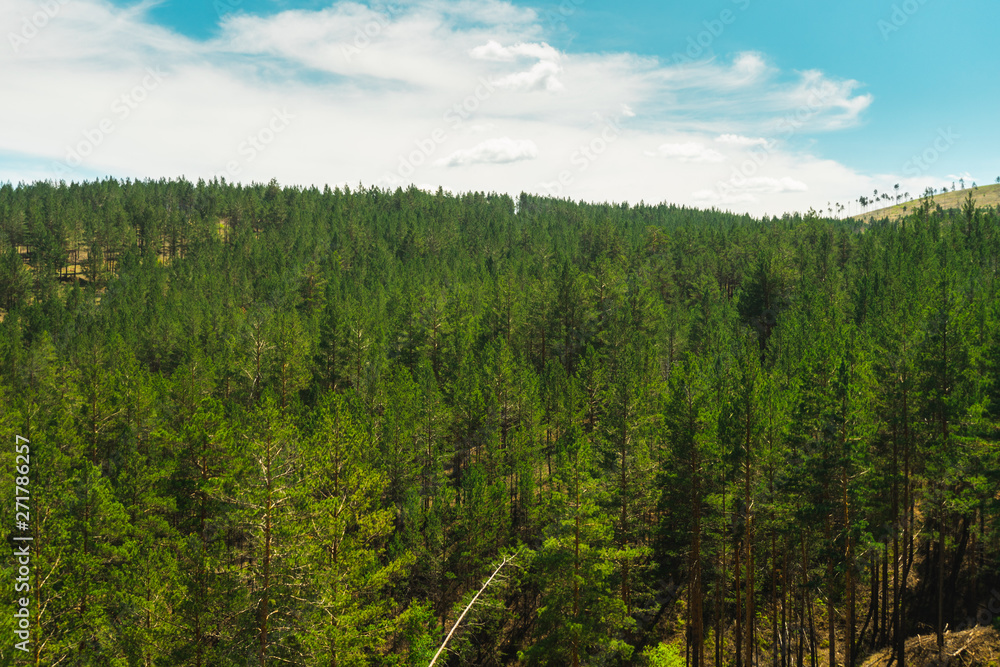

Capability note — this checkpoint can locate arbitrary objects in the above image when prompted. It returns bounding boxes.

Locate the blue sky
[2,0,997,215]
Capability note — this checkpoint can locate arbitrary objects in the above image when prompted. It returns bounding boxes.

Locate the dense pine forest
[2,177,1000,666]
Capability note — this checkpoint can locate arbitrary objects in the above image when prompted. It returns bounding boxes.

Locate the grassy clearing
[854,183,1000,224]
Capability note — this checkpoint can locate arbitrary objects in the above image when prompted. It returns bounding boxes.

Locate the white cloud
[693,189,752,203]
[435,137,538,166]
[740,176,808,193]
[472,39,564,92]
[717,134,770,147]
[691,176,808,204]
[648,142,726,163]
[649,53,871,135]
[776,70,874,131]
[732,52,767,80]
[470,40,560,62]
[492,60,564,92]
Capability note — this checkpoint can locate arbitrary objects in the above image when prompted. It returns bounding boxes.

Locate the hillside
[854,182,1000,223]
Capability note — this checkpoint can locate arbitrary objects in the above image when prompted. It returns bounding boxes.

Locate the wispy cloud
[470,40,560,62]
[774,70,873,131]
[435,137,538,166]
[647,142,726,163]
[716,134,770,147]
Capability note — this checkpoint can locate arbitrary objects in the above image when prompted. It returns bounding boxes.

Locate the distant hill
[854,182,1000,223]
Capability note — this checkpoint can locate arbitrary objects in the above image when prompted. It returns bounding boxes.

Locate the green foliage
[643,642,685,667]
[1,178,1000,664]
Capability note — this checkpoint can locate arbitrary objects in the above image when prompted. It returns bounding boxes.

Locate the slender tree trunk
[936,509,945,656]
[733,541,743,667]
[770,454,778,667]
[259,434,273,667]
[798,535,806,667]
[621,393,631,616]
[736,537,743,667]
[881,535,888,647]
[717,475,727,667]
[782,537,790,667]
[891,422,900,658]
[744,409,754,667]
[844,464,855,667]
[938,301,949,657]
[33,500,43,667]
[197,451,209,667]
[807,572,818,667]
[331,541,339,667]
[825,497,836,667]
[690,442,703,667]
[870,551,880,651]
[573,461,581,667]
[898,379,910,667]
[773,530,779,667]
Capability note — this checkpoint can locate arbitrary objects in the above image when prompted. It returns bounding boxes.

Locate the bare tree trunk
[936,510,945,656]
[745,412,754,667]
[825,499,836,667]
[736,538,743,667]
[259,433,273,667]
[573,465,581,667]
[898,381,910,667]
[717,479,727,667]
[844,463,855,667]
[690,445,703,667]
[798,535,806,667]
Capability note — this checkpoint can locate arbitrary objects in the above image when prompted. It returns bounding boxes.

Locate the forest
[0,177,999,666]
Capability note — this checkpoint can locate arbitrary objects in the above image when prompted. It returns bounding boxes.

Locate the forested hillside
[1,178,999,666]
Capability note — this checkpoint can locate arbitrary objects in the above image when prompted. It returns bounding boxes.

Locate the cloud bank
[0,0,905,215]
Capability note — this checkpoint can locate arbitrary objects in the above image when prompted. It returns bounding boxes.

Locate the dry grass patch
[861,626,1000,667]
[854,184,1000,224]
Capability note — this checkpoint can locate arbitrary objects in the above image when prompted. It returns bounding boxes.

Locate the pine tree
[295,392,414,665]
[522,410,634,665]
